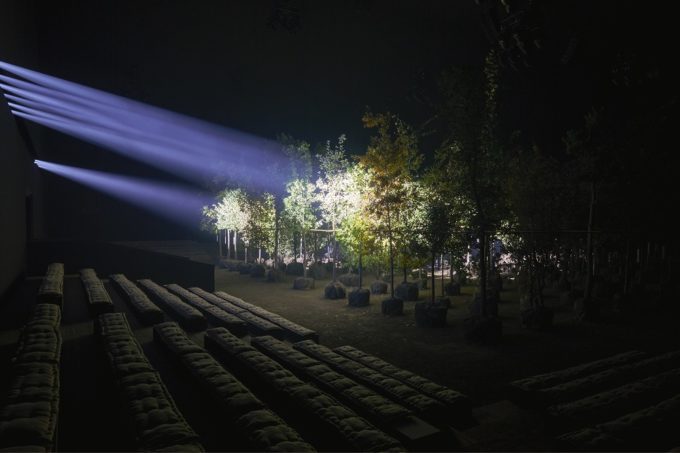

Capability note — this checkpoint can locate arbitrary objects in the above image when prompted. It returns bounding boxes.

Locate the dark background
[33,1,487,153]
[1,0,677,296]
[14,0,491,242]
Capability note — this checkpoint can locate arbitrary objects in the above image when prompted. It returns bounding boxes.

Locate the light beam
[1,60,288,192]
[34,159,212,227]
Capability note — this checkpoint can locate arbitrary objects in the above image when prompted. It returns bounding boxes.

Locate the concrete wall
[0,1,38,298]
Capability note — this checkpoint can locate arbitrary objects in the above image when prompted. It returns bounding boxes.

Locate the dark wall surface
[28,241,214,291]
[0,0,38,298]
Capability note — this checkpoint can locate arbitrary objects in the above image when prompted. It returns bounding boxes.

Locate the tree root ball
[250,264,266,278]
[265,269,282,282]
[338,273,361,287]
[469,291,500,317]
[395,282,419,301]
[464,316,503,343]
[309,262,328,279]
[348,288,370,307]
[415,301,447,327]
[444,281,461,296]
[370,280,388,295]
[324,282,346,299]
[437,297,451,309]
[520,306,554,330]
[286,262,305,276]
[237,262,252,274]
[219,259,239,270]
[490,273,503,292]
[381,297,403,315]
[293,277,315,290]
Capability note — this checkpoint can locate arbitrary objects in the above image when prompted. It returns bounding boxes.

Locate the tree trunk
[623,238,630,295]
[359,243,363,289]
[479,228,488,317]
[273,206,280,267]
[332,221,337,282]
[582,181,596,319]
[441,253,445,297]
[431,251,436,303]
[217,231,222,258]
[302,232,306,277]
[489,237,495,275]
[226,229,231,259]
[449,252,454,281]
[388,208,395,299]
[312,231,318,265]
[234,231,238,262]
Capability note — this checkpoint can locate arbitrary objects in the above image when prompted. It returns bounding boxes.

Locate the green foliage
[278,133,313,182]
[315,134,359,231]
[202,188,250,234]
[282,178,316,263]
[246,192,277,254]
[283,179,317,233]
[334,166,378,268]
[359,111,423,286]
[505,146,569,307]
[436,51,506,230]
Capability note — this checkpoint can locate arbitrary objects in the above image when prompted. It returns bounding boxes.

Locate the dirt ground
[214,268,680,407]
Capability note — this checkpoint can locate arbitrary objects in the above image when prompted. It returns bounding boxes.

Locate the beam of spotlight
[0,60,288,192]
[11,106,214,173]
[34,159,212,227]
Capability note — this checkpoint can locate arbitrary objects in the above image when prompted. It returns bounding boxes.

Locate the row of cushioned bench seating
[294,341,469,427]
[121,278,318,346]
[2,265,325,451]
[80,268,114,315]
[250,335,448,450]
[96,312,204,452]
[152,322,315,452]
[4,265,471,451]
[507,349,680,450]
[0,264,64,452]
[204,327,404,452]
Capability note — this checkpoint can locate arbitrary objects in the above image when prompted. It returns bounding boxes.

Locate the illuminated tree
[315,134,362,280]
[334,165,373,286]
[430,143,476,284]
[200,204,223,257]
[397,180,431,284]
[202,188,250,261]
[359,111,422,299]
[283,178,317,271]
[245,192,277,262]
[419,174,456,302]
[278,134,316,270]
